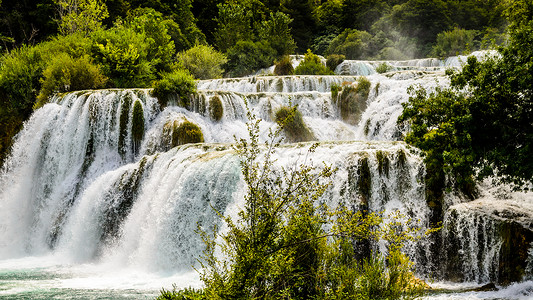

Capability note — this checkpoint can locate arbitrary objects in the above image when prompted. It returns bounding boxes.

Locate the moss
[274,106,315,143]
[396,149,407,168]
[374,82,380,95]
[274,55,294,75]
[172,120,204,146]
[118,94,132,157]
[357,157,371,207]
[131,100,145,153]
[376,151,390,177]
[364,119,371,136]
[209,95,224,121]
[338,76,371,125]
[331,83,341,102]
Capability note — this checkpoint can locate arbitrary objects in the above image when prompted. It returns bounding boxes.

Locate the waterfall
[0,50,531,296]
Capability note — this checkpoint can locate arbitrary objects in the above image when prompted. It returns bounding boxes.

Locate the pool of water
[0,256,532,299]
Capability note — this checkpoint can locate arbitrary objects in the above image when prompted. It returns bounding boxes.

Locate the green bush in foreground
[158,106,431,300]
[152,69,196,108]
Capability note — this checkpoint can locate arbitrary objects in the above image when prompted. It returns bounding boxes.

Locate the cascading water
[0,52,531,299]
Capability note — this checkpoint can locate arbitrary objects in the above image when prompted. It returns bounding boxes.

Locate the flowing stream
[0,52,531,299]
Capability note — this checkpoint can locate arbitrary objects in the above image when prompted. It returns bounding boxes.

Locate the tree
[281,0,317,51]
[56,0,109,36]
[398,0,533,204]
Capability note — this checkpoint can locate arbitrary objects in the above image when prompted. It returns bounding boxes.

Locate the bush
[172,120,204,146]
[327,29,373,60]
[177,44,227,80]
[152,69,196,108]
[294,49,333,75]
[338,76,371,125]
[36,54,107,107]
[274,106,315,142]
[225,40,276,77]
[326,54,345,72]
[208,95,223,121]
[191,108,429,299]
[375,62,392,74]
[273,55,294,75]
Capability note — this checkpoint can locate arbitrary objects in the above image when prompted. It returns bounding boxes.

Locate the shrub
[338,76,371,125]
[225,40,276,77]
[294,49,333,75]
[36,54,107,108]
[191,108,429,299]
[177,44,227,80]
[273,55,294,75]
[274,105,315,142]
[208,95,223,121]
[375,62,392,74]
[172,120,204,146]
[152,69,196,108]
[326,54,345,72]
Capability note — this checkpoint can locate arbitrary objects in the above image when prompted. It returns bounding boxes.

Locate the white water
[0,51,531,299]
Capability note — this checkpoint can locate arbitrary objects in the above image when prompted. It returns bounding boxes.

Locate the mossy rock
[209,95,224,121]
[131,100,145,151]
[274,106,315,143]
[172,120,204,146]
[338,76,371,125]
[326,54,345,72]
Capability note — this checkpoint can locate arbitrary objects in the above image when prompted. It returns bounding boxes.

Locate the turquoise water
[0,268,158,299]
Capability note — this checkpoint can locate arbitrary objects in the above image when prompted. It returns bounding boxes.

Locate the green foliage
[91,27,155,88]
[338,77,371,125]
[177,44,227,80]
[172,120,204,146]
[375,62,392,74]
[327,29,373,60]
[326,54,345,72]
[225,40,276,77]
[273,55,294,76]
[36,54,107,108]
[294,49,333,75]
[274,105,315,142]
[124,8,176,73]
[131,100,144,152]
[57,0,109,36]
[185,105,429,300]
[214,2,254,53]
[431,27,478,58]
[399,0,533,193]
[259,11,296,57]
[208,95,223,122]
[151,69,196,108]
[331,83,341,101]
[157,286,205,300]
